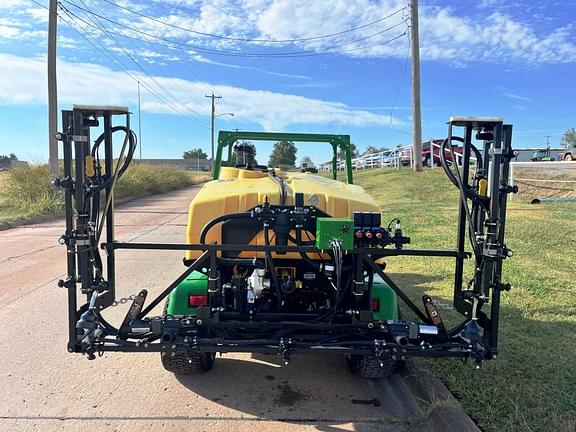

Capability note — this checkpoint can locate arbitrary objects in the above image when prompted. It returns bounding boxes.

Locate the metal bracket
[72,135,89,142]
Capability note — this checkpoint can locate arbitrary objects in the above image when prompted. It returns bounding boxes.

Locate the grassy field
[352,168,575,432]
[0,164,210,226]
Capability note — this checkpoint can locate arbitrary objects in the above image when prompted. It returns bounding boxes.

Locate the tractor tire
[160,299,216,375]
[161,350,215,375]
[565,153,574,161]
[347,353,397,379]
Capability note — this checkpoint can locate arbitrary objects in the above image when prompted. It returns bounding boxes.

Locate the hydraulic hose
[90,126,137,193]
[440,136,483,191]
[440,136,484,257]
[199,212,253,244]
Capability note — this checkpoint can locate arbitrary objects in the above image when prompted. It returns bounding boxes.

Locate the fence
[509,161,576,200]
[319,142,472,173]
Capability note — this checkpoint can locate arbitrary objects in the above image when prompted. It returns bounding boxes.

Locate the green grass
[0,163,210,226]
[353,168,576,432]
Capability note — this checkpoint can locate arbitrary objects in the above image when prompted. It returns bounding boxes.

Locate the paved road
[0,186,479,432]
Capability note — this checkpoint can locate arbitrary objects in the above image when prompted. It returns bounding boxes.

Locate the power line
[98,0,407,44]
[60,0,408,58]
[389,31,412,137]
[56,6,211,128]
[61,1,210,126]
[30,0,210,125]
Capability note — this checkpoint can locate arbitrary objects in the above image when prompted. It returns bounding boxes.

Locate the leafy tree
[0,155,12,169]
[364,145,380,155]
[300,156,314,167]
[183,148,208,160]
[363,145,389,155]
[338,143,358,160]
[561,128,576,148]
[232,141,257,166]
[269,140,297,167]
[9,153,17,160]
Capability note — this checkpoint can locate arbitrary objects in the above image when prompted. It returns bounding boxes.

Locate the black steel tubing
[364,257,430,322]
[103,112,115,303]
[137,251,209,318]
[106,241,464,258]
[61,110,78,352]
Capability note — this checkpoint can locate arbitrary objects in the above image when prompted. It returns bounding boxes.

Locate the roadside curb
[0,182,206,232]
[395,360,480,431]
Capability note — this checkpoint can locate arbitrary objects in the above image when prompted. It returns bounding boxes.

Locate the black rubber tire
[160,299,216,375]
[347,353,397,379]
[161,350,215,375]
[565,153,574,161]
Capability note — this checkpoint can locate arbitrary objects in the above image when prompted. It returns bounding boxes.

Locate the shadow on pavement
[175,353,477,431]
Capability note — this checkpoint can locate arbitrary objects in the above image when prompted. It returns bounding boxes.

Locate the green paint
[315,217,354,250]
[372,280,399,320]
[166,271,208,316]
[213,131,353,184]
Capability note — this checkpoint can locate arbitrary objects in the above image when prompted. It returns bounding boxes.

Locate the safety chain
[110,294,138,307]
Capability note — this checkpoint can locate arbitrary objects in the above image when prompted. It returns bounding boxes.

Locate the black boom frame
[55,107,516,367]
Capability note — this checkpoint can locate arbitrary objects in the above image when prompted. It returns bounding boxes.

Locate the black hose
[216,257,264,267]
[440,136,483,257]
[440,136,483,190]
[288,233,315,246]
[314,275,353,322]
[199,212,253,244]
[440,137,490,217]
[90,126,137,193]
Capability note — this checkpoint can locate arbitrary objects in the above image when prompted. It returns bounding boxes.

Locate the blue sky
[0,0,575,164]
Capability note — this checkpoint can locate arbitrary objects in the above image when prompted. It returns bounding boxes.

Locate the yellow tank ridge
[185,167,380,260]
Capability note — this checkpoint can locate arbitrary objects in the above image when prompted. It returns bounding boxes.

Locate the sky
[0,0,575,165]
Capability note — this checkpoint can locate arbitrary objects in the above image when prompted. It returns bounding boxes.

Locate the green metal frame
[213,131,354,184]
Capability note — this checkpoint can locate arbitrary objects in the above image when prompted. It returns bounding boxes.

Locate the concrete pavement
[0,185,479,432]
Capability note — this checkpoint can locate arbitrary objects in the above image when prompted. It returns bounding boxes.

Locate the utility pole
[48,0,58,177]
[410,0,423,172]
[138,81,142,159]
[205,92,222,171]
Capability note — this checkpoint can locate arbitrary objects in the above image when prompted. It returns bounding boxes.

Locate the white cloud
[504,92,533,103]
[0,0,26,8]
[3,0,575,76]
[0,52,402,130]
[190,52,311,80]
[76,0,576,66]
[21,7,49,23]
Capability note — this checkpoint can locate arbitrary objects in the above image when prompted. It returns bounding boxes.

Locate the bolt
[172,344,176,349]
[492,354,498,359]
[196,319,203,325]
[367,322,374,329]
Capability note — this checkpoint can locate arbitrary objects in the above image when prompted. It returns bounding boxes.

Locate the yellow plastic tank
[185,167,380,260]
